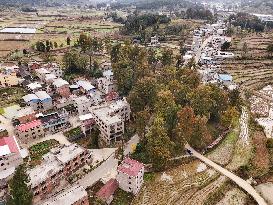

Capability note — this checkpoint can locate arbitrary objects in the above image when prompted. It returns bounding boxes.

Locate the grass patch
[0,87,27,108]
[111,188,134,205]
[0,107,4,115]
[203,181,233,205]
[29,139,59,166]
[144,173,156,182]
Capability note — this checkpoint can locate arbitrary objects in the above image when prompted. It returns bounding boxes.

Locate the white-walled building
[117,158,144,195]
[89,99,130,145]
[73,96,93,115]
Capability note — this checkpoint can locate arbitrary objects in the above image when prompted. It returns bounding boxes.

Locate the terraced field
[221,31,273,91]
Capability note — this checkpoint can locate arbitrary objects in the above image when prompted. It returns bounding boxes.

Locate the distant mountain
[0,0,107,6]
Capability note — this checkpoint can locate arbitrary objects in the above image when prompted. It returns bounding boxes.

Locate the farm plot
[221,32,273,91]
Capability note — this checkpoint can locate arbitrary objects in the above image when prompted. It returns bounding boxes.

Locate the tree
[188,85,214,118]
[242,42,248,58]
[267,44,273,57]
[160,49,173,66]
[112,60,134,96]
[146,116,174,171]
[79,33,88,52]
[128,77,157,113]
[155,89,179,137]
[134,108,150,138]
[189,116,211,150]
[67,37,71,46]
[54,42,58,48]
[221,41,231,51]
[63,50,88,74]
[22,49,28,55]
[176,106,196,147]
[35,41,45,52]
[6,165,33,205]
[221,106,240,128]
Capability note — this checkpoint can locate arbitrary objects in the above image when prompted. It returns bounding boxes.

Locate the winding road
[185,144,267,205]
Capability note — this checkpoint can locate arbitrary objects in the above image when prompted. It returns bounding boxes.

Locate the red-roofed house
[116,158,144,195]
[15,120,45,144]
[0,136,24,187]
[96,179,118,204]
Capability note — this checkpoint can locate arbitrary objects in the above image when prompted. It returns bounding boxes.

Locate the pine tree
[6,165,33,205]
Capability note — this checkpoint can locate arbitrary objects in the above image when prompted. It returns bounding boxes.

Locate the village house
[100,61,112,72]
[44,63,63,78]
[79,113,96,135]
[16,107,36,124]
[28,144,92,200]
[90,104,124,145]
[26,82,43,92]
[0,66,20,87]
[97,70,116,94]
[44,73,57,84]
[89,99,130,145]
[96,179,119,204]
[23,91,53,111]
[0,136,27,189]
[15,119,45,144]
[28,62,41,72]
[38,110,69,134]
[40,185,89,205]
[116,158,144,195]
[52,78,71,98]
[35,68,50,81]
[149,35,160,47]
[77,80,96,94]
[109,98,131,122]
[73,96,93,115]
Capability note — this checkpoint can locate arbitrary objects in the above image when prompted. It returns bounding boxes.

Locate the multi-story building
[35,68,50,81]
[116,158,144,195]
[90,104,124,145]
[15,120,45,144]
[52,78,71,98]
[73,96,93,115]
[16,107,36,124]
[0,66,20,87]
[44,63,63,78]
[40,185,89,205]
[79,113,96,135]
[77,80,96,94]
[109,98,131,122]
[97,70,116,94]
[96,179,118,204]
[0,136,26,188]
[23,91,52,111]
[100,61,112,72]
[28,144,92,200]
[39,111,69,134]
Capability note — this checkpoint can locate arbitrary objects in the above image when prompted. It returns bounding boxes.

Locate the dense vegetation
[110,43,241,170]
[122,14,171,35]
[229,13,266,32]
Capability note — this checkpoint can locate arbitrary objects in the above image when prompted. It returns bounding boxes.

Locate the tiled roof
[0,136,20,156]
[17,120,42,132]
[117,158,144,176]
[96,179,118,201]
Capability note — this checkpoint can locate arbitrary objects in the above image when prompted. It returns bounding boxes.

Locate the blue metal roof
[219,74,232,81]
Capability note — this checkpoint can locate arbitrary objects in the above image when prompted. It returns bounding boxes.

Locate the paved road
[0,115,14,136]
[76,153,118,188]
[124,134,139,156]
[185,144,267,205]
[194,36,212,63]
[27,132,71,148]
[239,107,249,145]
